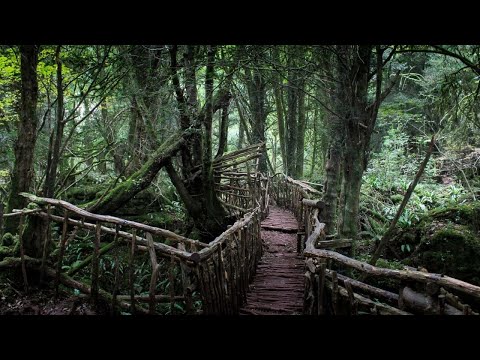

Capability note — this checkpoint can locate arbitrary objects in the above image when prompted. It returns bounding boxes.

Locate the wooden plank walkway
[240,206,304,315]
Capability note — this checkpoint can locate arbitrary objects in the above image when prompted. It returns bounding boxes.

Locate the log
[331,271,399,305]
[439,287,479,315]
[304,219,326,251]
[399,286,462,315]
[304,248,480,300]
[317,239,352,249]
[301,199,325,210]
[86,130,191,214]
[326,280,411,315]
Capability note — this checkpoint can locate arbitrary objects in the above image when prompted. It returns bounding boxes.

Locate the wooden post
[111,224,120,314]
[438,294,445,315]
[344,279,357,315]
[129,228,136,314]
[227,239,238,313]
[146,232,159,314]
[318,262,326,315]
[217,244,230,314]
[90,220,101,307]
[178,243,193,314]
[303,271,313,315]
[55,209,69,299]
[18,214,28,293]
[297,232,302,253]
[169,255,175,314]
[40,204,52,283]
[332,271,338,315]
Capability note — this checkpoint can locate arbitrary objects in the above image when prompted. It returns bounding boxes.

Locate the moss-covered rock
[405,223,480,285]
[2,232,14,246]
[388,201,480,286]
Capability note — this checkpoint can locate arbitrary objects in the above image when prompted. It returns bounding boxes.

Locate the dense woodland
[1,45,480,315]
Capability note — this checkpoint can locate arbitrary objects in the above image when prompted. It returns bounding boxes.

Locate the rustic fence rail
[0,169,266,315]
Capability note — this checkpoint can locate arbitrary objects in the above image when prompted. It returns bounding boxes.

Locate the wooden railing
[1,173,267,315]
[269,174,480,315]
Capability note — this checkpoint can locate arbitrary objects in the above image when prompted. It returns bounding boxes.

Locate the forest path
[239,206,304,315]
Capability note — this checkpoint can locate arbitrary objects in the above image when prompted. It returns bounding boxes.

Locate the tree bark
[286,47,298,176]
[43,45,64,198]
[295,75,306,178]
[245,66,268,173]
[272,47,287,172]
[215,102,229,159]
[5,45,39,239]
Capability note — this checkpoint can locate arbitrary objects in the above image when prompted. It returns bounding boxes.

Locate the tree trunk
[272,47,287,172]
[5,45,39,240]
[295,76,306,178]
[286,47,298,176]
[245,67,268,173]
[43,45,64,198]
[215,103,229,159]
[323,145,342,235]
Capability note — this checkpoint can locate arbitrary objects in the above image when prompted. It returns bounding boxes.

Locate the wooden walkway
[240,206,304,315]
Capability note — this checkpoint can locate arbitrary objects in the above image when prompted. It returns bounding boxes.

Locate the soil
[0,279,102,315]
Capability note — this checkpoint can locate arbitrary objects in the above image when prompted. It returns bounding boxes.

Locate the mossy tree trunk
[5,45,39,243]
[324,45,397,240]
[245,65,268,173]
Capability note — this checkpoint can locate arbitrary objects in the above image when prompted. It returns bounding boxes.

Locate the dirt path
[240,206,304,315]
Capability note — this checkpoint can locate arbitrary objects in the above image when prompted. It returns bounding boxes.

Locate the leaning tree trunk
[87,130,191,214]
[5,45,39,242]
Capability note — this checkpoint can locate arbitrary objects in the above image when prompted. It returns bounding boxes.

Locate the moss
[390,194,404,203]
[427,203,480,226]
[2,232,14,246]
[384,201,480,286]
[0,245,13,258]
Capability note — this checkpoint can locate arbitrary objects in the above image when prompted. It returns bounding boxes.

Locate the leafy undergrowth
[356,128,480,286]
